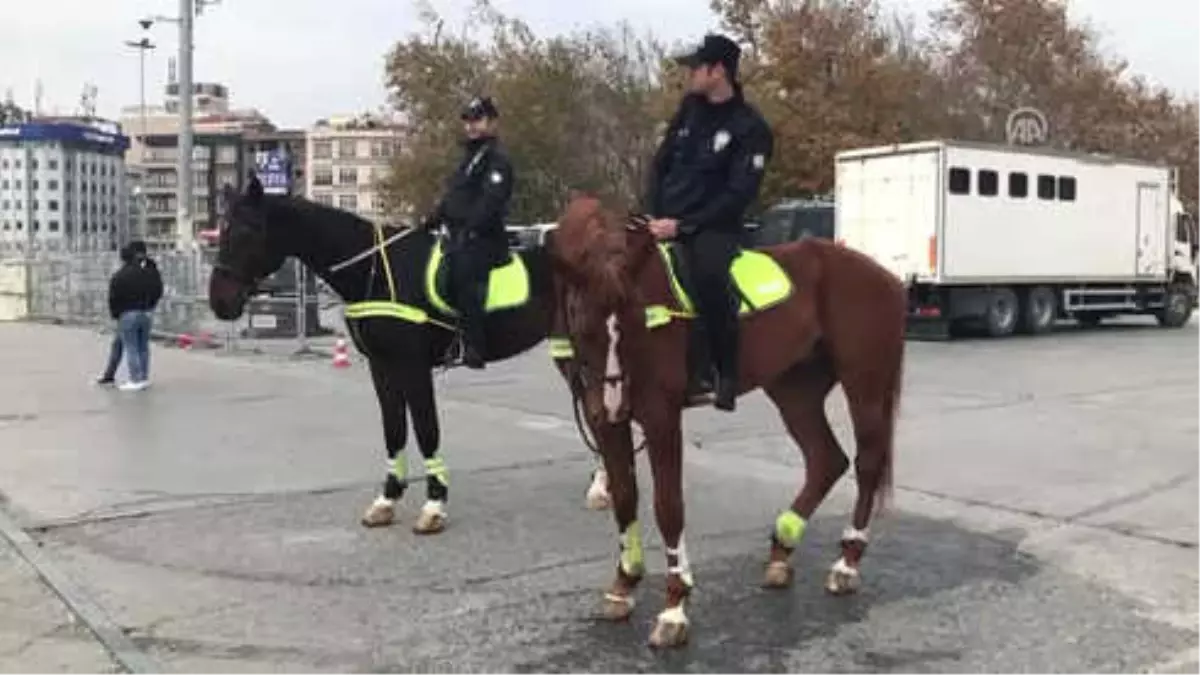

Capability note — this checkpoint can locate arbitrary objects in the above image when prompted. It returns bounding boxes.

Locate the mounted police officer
[422,96,514,370]
[643,33,774,412]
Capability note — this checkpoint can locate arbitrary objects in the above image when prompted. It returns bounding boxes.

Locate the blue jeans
[100,332,123,381]
[117,310,153,383]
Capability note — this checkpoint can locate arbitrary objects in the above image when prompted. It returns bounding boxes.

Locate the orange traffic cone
[332,338,351,368]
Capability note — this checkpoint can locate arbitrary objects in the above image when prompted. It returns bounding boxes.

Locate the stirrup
[684,368,716,406]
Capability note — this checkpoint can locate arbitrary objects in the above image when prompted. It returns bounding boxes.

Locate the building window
[338,167,358,186]
[48,200,59,212]
[32,220,39,232]
[47,179,58,191]
[48,220,59,232]
[1058,176,1077,201]
[313,168,333,186]
[312,141,332,159]
[30,159,38,170]
[338,194,358,211]
[1037,174,1056,200]
[1008,172,1028,198]
[338,140,356,159]
[30,180,38,190]
[948,167,970,195]
[313,193,334,206]
[0,180,6,189]
[48,159,58,170]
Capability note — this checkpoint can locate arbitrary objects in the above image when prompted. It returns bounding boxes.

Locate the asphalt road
[0,318,1195,673]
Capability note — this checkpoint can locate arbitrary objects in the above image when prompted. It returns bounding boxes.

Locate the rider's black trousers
[679,229,740,382]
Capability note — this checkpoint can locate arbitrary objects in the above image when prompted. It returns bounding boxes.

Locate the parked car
[744,197,836,248]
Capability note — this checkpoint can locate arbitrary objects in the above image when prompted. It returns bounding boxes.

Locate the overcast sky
[6,0,1198,129]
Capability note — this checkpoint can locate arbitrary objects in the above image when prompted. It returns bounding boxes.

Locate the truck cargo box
[834,140,1174,285]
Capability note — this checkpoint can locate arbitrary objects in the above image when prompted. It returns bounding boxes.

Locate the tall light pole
[176,0,195,250]
[141,0,218,250]
[124,33,154,241]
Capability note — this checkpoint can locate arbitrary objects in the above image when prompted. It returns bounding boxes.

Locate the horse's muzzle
[208,267,252,321]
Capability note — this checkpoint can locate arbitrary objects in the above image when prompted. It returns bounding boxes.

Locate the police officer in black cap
[422,95,514,369]
[642,33,774,412]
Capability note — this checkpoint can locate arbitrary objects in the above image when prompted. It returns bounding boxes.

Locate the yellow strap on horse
[376,223,399,303]
[343,226,457,330]
[547,304,692,359]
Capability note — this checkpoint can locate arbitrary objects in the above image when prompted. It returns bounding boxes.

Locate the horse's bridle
[212,261,266,290]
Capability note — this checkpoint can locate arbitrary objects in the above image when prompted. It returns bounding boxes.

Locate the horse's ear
[245,172,264,204]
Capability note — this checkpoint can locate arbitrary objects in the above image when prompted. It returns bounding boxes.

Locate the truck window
[1037,175,1056,200]
[948,167,970,195]
[1176,215,1189,242]
[978,170,998,196]
[1058,176,1077,201]
[1008,172,1028,198]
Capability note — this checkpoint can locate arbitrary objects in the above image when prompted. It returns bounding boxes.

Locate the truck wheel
[1019,286,1057,335]
[983,287,1019,337]
[1156,284,1194,328]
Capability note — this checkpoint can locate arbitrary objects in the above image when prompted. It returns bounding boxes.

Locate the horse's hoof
[585,470,611,511]
[360,497,395,528]
[601,592,635,621]
[413,500,447,535]
[825,558,861,595]
[648,607,689,648]
[762,560,793,589]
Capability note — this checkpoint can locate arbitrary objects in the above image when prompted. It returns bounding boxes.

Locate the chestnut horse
[545,194,908,648]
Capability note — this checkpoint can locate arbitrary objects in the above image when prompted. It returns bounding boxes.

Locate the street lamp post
[139,0,219,251]
[123,35,155,241]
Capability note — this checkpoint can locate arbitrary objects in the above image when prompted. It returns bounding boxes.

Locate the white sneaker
[118,380,149,392]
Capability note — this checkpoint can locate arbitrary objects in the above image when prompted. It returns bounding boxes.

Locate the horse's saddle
[425,238,531,317]
[658,242,794,318]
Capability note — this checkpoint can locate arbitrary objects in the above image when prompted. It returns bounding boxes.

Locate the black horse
[208,176,610,533]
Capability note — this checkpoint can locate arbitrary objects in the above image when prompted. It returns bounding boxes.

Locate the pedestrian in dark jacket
[98,241,163,390]
[641,33,775,412]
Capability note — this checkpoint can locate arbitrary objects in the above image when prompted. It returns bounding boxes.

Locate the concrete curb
[0,504,160,674]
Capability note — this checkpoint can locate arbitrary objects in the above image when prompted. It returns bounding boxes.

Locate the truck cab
[1169,195,1198,284]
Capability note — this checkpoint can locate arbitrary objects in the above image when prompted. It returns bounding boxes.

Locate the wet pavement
[0,319,1196,672]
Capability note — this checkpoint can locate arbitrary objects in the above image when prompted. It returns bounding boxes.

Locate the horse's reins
[327,225,416,274]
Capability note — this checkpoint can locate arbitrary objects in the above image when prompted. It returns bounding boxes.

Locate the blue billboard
[0,122,130,155]
[254,149,292,195]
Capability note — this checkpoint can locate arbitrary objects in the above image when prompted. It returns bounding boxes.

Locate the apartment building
[119,81,275,246]
[305,113,403,224]
[0,119,130,253]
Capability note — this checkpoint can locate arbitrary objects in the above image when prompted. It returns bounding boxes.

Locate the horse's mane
[265,193,405,235]
[553,194,635,309]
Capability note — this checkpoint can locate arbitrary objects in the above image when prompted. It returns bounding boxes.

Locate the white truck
[834,140,1198,338]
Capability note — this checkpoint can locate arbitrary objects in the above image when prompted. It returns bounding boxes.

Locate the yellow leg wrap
[619,520,645,578]
[390,454,408,480]
[424,457,449,487]
[775,510,807,549]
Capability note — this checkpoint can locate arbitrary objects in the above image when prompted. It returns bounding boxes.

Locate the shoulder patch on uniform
[490,170,504,184]
[752,154,766,170]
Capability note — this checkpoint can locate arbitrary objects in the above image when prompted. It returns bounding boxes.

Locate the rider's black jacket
[643,88,774,237]
[428,135,513,247]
